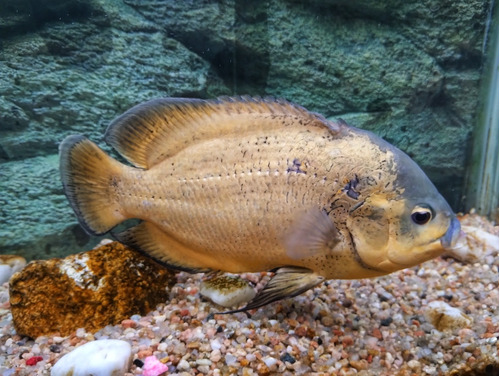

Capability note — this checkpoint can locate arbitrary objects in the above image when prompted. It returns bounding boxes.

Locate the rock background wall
[0,0,492,260]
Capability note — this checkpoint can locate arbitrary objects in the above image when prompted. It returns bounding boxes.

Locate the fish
[59,96,462,313]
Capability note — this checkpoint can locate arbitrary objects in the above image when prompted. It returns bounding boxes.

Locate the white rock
[157,342,168,352]
[51,339,132,376]
[263,356,278,369]
[210,339,222,351]
[407,359,421,370]
[0,255,26,284]
[177,359,191,371]
[0,265,12,285]
[446,214,499,263]
[424,301,472,332]
[196,358,212,366]
[224,353,238,366]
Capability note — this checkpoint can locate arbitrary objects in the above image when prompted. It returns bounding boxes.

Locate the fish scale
[151,134,326,262]
[59,96,461,313]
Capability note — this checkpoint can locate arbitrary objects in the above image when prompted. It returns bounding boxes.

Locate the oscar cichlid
[59,96,461,312]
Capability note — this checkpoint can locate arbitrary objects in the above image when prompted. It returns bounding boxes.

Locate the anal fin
[219,266,325,314]
[114,221,211,273]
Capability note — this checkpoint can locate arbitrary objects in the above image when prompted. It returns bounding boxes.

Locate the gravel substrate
[0,218,498,375]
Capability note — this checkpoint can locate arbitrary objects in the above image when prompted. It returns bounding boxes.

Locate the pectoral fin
[284,208,340,260]
[219,266,325,314]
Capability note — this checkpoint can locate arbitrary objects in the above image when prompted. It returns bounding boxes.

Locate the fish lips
[440,216,462,250]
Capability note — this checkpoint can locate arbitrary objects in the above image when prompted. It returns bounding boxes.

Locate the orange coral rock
[9,241,176,338]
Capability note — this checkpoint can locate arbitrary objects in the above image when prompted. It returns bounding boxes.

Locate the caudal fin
[59,135,127,235]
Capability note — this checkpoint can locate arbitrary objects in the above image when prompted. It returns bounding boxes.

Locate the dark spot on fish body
[110,176,119,188]
[346,189,359,200]
[286,158,307,175]
[342,175,360,199]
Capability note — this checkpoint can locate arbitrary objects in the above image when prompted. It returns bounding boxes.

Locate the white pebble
[198,365,210,374]
[0,256,26,284]
[263,356,278,368]
[385,352,394,365]
[125,332,136,340]
[157,342,168,352]
[408,360,421,370]
[196,359,212,366]
[256,344,272,353]
[154,315,167,323]
[487,337,498,344]
[423,365,437,374]
[51,339,132,376]
[446,225,499,263]
[75,328,86,338]
[246,353,256,362]
[225,353,238,366]
[210,339,222,351]
[424,301,472,331]
[177,359,191,371]
[0,265,13,285]
[365,336,379,348]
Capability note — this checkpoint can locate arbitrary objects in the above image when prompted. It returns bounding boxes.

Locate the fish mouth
[440,216,462,250]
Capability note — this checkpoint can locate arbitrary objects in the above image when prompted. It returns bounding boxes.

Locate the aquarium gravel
[0,220,498,376]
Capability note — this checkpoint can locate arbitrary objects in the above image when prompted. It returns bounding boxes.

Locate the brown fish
[59,97,461,312]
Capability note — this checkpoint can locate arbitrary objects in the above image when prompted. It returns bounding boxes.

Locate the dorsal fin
[104,96,338,169]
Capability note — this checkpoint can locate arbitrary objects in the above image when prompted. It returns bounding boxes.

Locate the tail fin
[59,135,127,235]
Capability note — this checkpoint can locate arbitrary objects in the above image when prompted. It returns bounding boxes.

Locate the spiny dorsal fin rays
[104,96,337,169]
[218,266,325,314]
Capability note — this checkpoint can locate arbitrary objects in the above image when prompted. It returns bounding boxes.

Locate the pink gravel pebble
[141,355,168,376]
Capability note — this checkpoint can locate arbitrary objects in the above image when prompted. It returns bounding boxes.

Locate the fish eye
[411,205,433,225]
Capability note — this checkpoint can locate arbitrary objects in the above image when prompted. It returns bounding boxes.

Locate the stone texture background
[0,0,492,260]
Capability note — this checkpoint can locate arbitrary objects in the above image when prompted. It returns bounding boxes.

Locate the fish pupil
[411,211,431,225]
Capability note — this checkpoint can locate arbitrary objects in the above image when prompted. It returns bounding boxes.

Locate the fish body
[60,97,461,311]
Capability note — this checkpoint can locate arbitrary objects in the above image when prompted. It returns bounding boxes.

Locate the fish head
[345,129,461,274]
